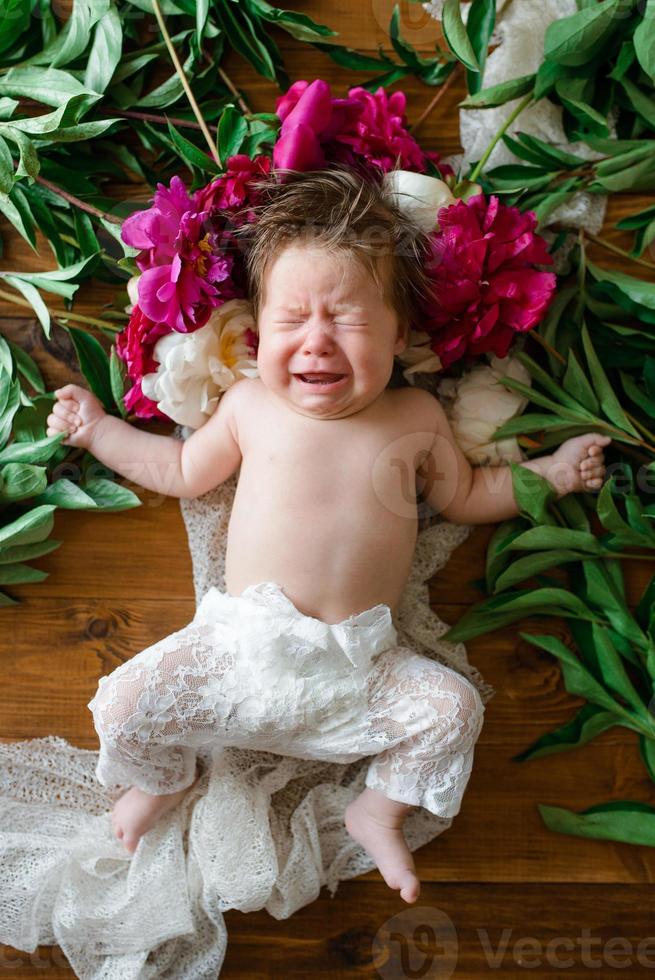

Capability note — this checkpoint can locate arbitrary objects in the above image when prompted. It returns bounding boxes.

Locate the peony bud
[382,170,456,233]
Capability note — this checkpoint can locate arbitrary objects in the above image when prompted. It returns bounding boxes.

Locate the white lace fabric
[0,471,494,978]
[87,580,485,819]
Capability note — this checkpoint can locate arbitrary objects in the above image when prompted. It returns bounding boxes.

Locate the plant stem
[150,0,221,166]
[584,230,655,271]
[109,108,219,133]
[17,99,220,134]
[468,92,533,183]
[605,552,655,561]
[33,173,122,225]
[217,66,253,118]
[0,286,121,333]
[529,329,566,365]
[625,409,655,446]
[409,64,462,135]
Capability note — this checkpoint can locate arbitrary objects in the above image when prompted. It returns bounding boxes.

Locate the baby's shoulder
[389,384,445,428]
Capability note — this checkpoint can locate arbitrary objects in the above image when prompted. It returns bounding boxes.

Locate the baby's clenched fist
[546,432,612,496]
[46,383,107,449]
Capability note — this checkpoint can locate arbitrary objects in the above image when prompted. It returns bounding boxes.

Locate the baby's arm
[414,389,610,524]
[46,381,243,499]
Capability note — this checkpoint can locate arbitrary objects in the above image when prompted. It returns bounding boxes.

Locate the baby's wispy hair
[231,166,436,333]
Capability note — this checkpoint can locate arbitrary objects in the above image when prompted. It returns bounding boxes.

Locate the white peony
[397,328,443,378]
[437,353,532,465]
[141,298,259,429]
[381,170,456,233]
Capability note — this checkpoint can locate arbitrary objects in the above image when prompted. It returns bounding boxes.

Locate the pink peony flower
[424,194,556,368]
[273,79,452,178]
[194,154,272,218]
[115,306,170,419]
[121,176,238,333]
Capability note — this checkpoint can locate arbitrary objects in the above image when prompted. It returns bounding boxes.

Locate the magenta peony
[121,176,238,333]
[424,194,556,369]
[115,306,170,419]
[273,79,452,178]
[193,154,272,218]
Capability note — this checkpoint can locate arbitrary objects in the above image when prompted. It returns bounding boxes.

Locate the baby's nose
[302,323,335,355]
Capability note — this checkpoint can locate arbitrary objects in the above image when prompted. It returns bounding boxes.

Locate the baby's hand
[545,432,612,496]
[46,383,107,449]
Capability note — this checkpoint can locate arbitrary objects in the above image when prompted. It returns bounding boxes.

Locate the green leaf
[2,273,50,337]
[580,319,641,436]
[443,587,595,643]
[493,549,594,593]
[81,476,141,511]
[0,503,55,547]
[0,184,37,251]
[65,324,113,412]
[513,703,621,761]
[555,79,609,137]
[0,462,48,502]
[166,119,221,175]
[0,562,48,584]
[442,0,480,72]
[544,0,625,66]
[464,0,495,95]
[109,344,128,419]
[2,126,39,183]
[590,622,650,717]
[634,0,655,84]
[216,105,248,166]
[619,76,655,132]
[460,73,534,108]
[512,351,597,418]
[0,0,32,56]
[33,477,98,509]
[0,67,100,115]
[562,348,599,415]
[505,526,603,554]
[83,5,123,95]
[588,258,655,324]
[539,800,655,846]
[0,374,21,447]
[0,537,61,564]
[5,339,45,394]
[0,432,64,464]
[245,0,337,42]
[519,630,633,717]
[0,133,13,197]
[510,462,559,525]
[620,370,655,420]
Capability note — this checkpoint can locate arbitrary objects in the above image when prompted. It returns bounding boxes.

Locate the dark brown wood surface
[2,2,655,976]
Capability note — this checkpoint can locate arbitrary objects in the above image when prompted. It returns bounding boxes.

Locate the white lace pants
[88,582,485,818]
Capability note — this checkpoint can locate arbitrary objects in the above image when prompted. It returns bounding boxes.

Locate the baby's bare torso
[225,379,435,625]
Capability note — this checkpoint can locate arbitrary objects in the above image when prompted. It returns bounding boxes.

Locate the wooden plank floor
[2,2,655,976]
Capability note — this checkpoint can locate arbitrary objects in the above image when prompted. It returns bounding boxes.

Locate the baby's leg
[88,619,234,852]
[345,649,485,903]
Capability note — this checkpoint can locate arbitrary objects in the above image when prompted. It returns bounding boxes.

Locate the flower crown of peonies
[116,78,556,433]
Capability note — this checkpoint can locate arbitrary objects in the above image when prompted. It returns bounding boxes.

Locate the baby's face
[255,244,407,420]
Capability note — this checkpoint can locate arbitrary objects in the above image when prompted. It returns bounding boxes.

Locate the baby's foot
[344,789,420,903]
[111,773,199,853]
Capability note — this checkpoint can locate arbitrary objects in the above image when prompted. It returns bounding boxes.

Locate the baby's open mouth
[295,373,346,385]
